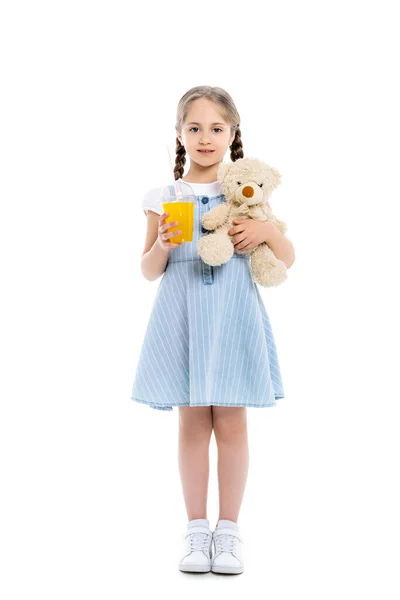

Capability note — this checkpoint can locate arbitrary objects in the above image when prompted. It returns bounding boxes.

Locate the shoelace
[214,533,236,554]
[187,531,211,552]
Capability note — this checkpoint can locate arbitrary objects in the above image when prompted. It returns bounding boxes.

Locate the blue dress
[131,187,285,411]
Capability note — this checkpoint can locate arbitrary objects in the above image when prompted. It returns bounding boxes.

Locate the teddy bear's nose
[242,186,254,198]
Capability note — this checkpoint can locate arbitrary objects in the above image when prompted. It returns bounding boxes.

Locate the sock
[216,519,239,531]
[188,518,210,529]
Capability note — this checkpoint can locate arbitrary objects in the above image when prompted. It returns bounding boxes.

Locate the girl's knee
[178,406,213,435]
[212,407,247,441]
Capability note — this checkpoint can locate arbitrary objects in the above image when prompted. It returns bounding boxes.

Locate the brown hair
[174,86,244,181]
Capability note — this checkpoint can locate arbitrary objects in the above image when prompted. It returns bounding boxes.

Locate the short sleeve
[141,187,163,216]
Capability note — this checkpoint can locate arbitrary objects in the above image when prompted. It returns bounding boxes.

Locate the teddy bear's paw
[250,248,288,287]
[201,214,218,230]
[251,261,288,287]
[197,234,234,266]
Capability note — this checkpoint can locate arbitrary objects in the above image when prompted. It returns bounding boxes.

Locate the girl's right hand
[158,212,182,250]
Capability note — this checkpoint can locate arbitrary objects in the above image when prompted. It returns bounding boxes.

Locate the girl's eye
[189,127,223,133]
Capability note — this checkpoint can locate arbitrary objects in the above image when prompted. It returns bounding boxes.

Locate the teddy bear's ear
[217,162,231,182]
[270,167,282,189]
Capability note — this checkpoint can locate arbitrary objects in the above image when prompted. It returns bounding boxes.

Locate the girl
[131,86,295,575]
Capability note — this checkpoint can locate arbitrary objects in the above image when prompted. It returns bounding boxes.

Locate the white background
[1,0,399,598]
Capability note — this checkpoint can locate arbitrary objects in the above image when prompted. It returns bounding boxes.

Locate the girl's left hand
[228,219,275,251]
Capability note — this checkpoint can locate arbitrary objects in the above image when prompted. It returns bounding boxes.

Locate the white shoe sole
[211,564,244,574]
[179,562,211,573]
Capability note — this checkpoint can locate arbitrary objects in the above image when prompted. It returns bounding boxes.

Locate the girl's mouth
[198,150,215,154]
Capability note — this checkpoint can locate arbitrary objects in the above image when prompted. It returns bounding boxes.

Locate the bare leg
[178,406,213,521]
[212,407,249,524]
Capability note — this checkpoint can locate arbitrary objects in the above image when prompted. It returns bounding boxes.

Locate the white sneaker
[178,519,213,573]
[211,520,245,574]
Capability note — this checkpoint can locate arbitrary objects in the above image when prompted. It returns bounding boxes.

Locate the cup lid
[158,181,196,203]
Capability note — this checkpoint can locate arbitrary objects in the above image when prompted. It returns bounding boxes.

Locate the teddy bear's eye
[237,181,241,185]
[258,183,263,188]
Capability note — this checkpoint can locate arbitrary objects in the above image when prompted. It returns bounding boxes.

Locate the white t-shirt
[141,178,223,216]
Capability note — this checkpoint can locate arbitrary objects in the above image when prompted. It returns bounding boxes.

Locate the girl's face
[176,98,235,169]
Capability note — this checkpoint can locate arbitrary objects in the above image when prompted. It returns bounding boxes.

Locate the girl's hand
[228,219,275,251]
[157,212,182,251]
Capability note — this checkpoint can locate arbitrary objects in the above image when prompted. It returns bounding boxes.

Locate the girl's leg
[178,406,213,521]
[212,407,249,524]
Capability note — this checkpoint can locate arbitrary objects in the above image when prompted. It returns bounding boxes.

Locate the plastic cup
[159,182,196,244]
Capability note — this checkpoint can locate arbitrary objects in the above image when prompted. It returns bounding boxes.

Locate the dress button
[201,196,209,204]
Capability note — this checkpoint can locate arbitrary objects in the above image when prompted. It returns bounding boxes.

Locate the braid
[174,138,186,180]
[230,126,244,162]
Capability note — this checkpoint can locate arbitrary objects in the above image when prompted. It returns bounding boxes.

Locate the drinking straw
[165,144,182,200]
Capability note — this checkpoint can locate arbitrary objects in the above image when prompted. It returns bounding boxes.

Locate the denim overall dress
[131,190,285,411]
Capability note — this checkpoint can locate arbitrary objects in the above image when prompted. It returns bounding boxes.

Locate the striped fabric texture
[131,191,285,411]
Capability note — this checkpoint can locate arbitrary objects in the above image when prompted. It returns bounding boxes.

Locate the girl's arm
[141,212,171,281]
[264,200,295,269]
[264,222,295,269]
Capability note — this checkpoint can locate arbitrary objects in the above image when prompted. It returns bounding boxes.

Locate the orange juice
[162,201,194,243]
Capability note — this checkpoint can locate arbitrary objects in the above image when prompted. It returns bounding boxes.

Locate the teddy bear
[197,157,289,287]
